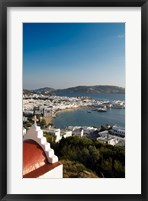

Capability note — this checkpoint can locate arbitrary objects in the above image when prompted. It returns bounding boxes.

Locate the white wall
[38,164,63,179]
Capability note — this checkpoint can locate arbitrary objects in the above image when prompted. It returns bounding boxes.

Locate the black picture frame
[0,0,148,200]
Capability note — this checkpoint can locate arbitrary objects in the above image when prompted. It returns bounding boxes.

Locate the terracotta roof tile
[23,140,62,178]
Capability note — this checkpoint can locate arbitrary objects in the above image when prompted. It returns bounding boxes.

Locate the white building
[83,127,97,135]
[111,125,125,137]
[72,128,84,137]
[97,135,119,146]
[107,138,119,146]
[46,128,62,143]
[23,127,26,136]
[98,130,109,137]
[62,130,72,138]
[54,129,61,143]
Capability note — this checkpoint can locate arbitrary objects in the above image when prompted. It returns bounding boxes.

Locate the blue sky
[23,23,125,90]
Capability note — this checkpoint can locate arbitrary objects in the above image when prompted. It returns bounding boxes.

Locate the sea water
[53,108,125,129]
[53,93,125,129]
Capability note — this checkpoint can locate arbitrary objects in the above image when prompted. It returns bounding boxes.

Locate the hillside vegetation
[45,135,125,178]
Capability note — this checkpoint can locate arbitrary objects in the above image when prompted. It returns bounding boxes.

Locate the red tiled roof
[23,139,61,178]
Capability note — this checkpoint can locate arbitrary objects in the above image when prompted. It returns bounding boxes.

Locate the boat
[97,107,107,112]
[87,111,91,113]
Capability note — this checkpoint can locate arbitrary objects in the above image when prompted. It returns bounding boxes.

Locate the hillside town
[23,94,125,147]
[23,93,125,116]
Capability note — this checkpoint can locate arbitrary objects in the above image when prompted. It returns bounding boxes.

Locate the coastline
[52,106,125,129]
[50,106,90,124]
[53,106,89,116]
[44,106,90,126]
[44,105,125,128]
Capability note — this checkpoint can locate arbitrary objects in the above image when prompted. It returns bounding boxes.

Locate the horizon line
[23,84,125,91]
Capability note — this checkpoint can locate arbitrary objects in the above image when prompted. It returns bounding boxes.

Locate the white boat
[97,107,107,112]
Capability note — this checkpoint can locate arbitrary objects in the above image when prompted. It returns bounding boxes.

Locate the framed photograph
[0,0,148,200]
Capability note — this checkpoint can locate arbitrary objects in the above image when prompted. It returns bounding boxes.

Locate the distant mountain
[23,85,125,96]
[31,87,55,95]
[55,85,125,95]
[23,89,33,95]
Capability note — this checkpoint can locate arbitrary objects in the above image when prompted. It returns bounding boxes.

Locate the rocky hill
[56,85,125,94]
[24,85,125,96]
[31,87,55,95]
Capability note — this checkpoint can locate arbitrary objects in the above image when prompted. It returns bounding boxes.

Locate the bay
[53,93,125,129]
[53,108,125,129]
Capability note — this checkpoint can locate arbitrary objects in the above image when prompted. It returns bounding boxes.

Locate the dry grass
[60,159,99,178]
[43,117,53,125]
